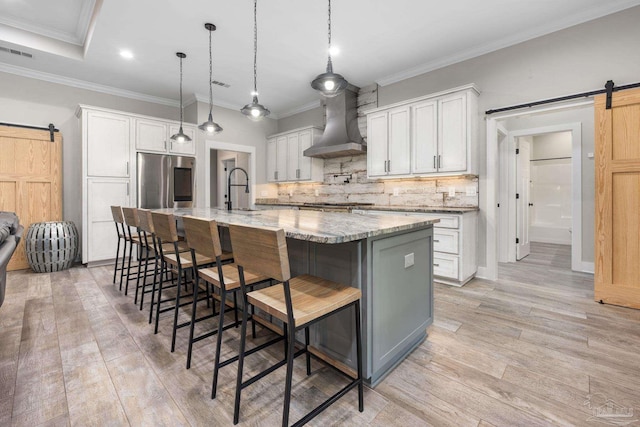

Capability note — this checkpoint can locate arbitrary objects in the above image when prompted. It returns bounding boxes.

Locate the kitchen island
[155,207,437,386]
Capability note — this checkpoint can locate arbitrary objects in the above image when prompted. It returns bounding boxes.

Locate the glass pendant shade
[311,58,349,97]
[199,23,223,134]
[170,52,191,143]
[241,95,270,121]
[170,125,192,143]
[198,112,223,133]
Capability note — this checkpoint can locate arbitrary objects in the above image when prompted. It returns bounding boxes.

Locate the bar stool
[136,209,189,311]
[150,211,216,352]
[182,216,276,379]
[110,206,127,288]
[121,207,148,296]
[228,224,364,427]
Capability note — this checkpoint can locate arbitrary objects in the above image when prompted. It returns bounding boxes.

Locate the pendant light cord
[208,29,213,113]
[328,0,332,56]
[179,55,184,125]
[253,0,258,95]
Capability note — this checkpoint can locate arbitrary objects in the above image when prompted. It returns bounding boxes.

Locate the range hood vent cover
[303,86,366,159]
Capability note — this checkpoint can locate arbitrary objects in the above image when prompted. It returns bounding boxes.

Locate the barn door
[0,125,62,270]
[595,88,640,309]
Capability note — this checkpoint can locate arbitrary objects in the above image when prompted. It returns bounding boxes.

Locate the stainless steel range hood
[303,86,366,159]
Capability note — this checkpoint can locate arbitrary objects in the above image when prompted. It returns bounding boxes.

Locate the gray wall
[277,106,324,133]
[0,71,179,242]
[532,132,572,160]
[373,7,640,268]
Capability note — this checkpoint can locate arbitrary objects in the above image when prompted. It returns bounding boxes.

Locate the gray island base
[156,208,437,386]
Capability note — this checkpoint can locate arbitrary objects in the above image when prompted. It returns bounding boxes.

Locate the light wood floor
[2,242,639,426]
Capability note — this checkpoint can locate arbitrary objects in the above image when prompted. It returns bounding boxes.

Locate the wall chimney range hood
[303,86,366,159]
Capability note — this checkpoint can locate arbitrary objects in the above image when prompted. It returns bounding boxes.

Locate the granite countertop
[154,207,438,244]
[254,201,478,214]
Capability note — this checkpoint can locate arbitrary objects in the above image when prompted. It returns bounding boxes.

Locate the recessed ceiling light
[120,49,134,59]
[329,46,340,56]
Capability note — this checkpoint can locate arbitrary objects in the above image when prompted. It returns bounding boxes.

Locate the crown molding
[376,0,640,87]
[278,100,322,119]
[0,62,180,107]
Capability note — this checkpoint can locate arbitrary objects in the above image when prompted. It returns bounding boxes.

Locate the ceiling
[1,0,639,117]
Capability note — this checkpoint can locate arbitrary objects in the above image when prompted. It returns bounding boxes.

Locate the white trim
[581,262,594,274]
[278,100,323,118]
[376,1,640,87]
[486,100,594,280]
[0,62,180,107]
[204,141,256,209]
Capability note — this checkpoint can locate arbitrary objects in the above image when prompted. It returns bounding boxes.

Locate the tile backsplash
[269,154,478,208]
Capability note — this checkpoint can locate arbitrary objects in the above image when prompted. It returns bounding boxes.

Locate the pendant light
[240,0,270,121]
[170,52,192,143]
[199,23,223,134]
[311,0,348,97]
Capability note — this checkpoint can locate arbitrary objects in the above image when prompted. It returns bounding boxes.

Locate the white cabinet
[367,84,478,179]
[135,118,168,152]
[85,178,131,262]
[355,209,477,286]
[80,106,133,264]
[135,119,196,155]
[86,110,130,177]
[79,104,197,264]
[367,107,411,177]
[267,127,323,183]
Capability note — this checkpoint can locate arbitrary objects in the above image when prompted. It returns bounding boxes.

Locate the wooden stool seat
[247,274,361,327]
[198,263,270,291]
[160,241,190,254]
[162,251,214,269]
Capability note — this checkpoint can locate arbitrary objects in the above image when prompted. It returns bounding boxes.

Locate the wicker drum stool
[26,221,78,273]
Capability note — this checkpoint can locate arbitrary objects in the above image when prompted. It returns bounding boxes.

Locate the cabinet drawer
[434,229,459,254]
[433,215,459,229]
[433,253,459,279]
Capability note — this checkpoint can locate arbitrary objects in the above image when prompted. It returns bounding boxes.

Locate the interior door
[595,87,640,309]
[0,125,62,270]
[516,137,531,260]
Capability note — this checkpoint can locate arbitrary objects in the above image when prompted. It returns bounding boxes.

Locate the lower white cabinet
[355,209,477,286]
[84,178,131,263]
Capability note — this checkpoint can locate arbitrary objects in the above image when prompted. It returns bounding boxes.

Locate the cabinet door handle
[433,263,440,267]
[388,160,391,172]
[164,140,167,150]
[126,182,130,196]
[438,155,441,169]
[126,161,129,175]
[383,161,387,172]
[296,168,300,178]
[433,239,440,243]
[433,156,436,169]
[275,171,278,180]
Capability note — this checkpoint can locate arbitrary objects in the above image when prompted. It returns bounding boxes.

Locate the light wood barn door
[595,88,640,308]
[0,125,62,270]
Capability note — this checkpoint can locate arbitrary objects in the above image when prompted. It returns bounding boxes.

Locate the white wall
[373,6,640,268]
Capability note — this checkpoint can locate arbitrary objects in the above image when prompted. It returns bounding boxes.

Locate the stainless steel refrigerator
[137,153,196,209]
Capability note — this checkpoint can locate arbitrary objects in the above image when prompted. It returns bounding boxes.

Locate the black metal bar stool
[121,207,148,296]
[110,206,131,291]
[228,223,364,427]
[182,216,277,383]
[150,211,216,352]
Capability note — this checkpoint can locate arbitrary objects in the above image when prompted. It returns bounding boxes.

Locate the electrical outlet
[315,189,320,197]
[448,187,456,197]
[260,190,268,197]
[466,186,476,196]
[393,187,399,196]
[289,190,293,197]
[404,253,415,268]
[587,152,594,158]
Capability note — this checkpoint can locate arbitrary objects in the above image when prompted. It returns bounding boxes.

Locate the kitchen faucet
[226,167,250,211]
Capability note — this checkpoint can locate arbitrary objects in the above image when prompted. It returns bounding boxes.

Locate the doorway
[204,140,256,209]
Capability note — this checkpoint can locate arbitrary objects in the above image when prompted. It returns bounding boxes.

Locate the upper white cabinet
[86,110,131,177]
[267,127,323,183]
[366,84,478,178]
[136,119,195,155]
[366,107,411,177]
